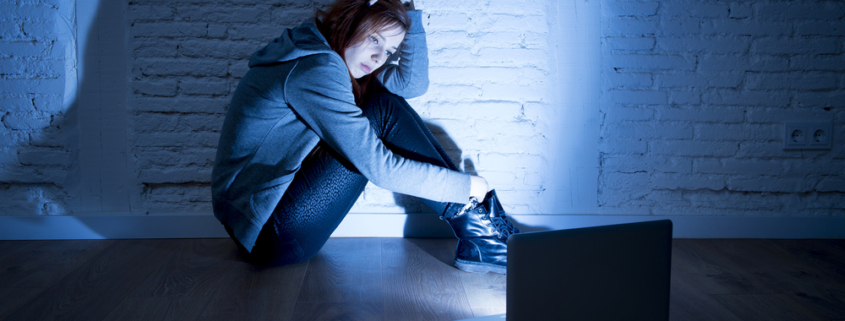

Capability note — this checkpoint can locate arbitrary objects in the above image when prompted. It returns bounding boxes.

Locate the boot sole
[454,259,506,275]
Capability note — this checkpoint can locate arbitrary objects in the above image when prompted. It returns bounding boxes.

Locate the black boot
[444,190,521,274]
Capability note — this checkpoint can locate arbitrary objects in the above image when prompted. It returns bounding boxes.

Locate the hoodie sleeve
[376,10,429,98]
[285,53,470,204]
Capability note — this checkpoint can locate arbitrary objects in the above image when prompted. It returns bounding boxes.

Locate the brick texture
[600,0,845,216]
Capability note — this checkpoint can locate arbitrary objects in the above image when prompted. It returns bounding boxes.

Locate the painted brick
[179,78,230,96]
[603,54,695,72]
[817,177,845,192]
[728,177,815,193]
[754,38,840,55]
[729,4,752,19]
[131,78,179,97]
[477,153,545,171]
[133,113,178,133]
[131,40,178,58]
[602,17,659,36]
[749,55,791,72]
[651,173,726,190]
[0,41,51,57]
[134,58,228,77]
[132,22,207,38]
[661,3,728,18]
[126,5,176,21]
[178,39,256,59]
[602,106,654,122]
[207,24,227,39]
[604,37,655,52]
[702,90,789,107]
[601,156,692,173]
[475,48,548,68]
[736,142,803,158]
[695,158,782,176]
[651,141,738,157]
[480,83,544,101]
[696,124,780,141]
[656,72,743,89]
[0,97,34,113]
[603,89,667,105]
[423,101,523,120]
[660,20,700,36]
[0,78,62,94]
[227,24,284,41]
[135,132,219,148]
[701,20,791,37]
[17,147,68,166]
[604,123,693,140]
[669,91,701,105]
[659,108,745,123]
[796,22,845,36]
[130,96,229,113]
[603,72,654,89]
[602,1,659,17]
[791,55,845,72]
[139,167,212,184]
[793,92,845,108]
[754,2,845,20]
[598,140,648,155]
[426,31,471,50]
[658,37,750,54]
[745,108,832,124]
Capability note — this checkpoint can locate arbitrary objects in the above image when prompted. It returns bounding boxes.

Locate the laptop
[459,219,673,321]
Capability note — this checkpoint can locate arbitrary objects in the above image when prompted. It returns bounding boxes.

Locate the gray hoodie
[211,11,471,251]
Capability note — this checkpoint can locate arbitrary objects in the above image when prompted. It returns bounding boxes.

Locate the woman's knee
[361,92,416,134]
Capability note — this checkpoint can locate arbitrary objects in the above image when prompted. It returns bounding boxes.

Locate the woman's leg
[360,92,465,218]
[247,142,368,266]
[242,92,464,266]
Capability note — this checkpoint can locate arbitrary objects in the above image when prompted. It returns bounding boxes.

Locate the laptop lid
[506,219,673,321]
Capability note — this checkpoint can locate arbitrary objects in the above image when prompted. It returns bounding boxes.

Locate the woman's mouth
[360,63,372,74]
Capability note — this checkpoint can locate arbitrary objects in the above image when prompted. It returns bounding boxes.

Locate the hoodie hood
[248,19,337,68]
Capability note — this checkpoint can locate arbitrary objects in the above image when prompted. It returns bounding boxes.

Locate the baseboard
[0,214,843,240]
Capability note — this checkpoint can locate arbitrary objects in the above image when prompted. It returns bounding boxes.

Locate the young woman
[211,0,519,274]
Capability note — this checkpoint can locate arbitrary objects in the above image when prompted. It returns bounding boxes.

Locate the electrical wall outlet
[784,122,833,150]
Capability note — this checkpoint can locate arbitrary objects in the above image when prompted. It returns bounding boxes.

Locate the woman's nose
[373,51,385,65]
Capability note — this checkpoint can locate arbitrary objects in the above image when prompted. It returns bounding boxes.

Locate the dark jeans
[228,92,464,266]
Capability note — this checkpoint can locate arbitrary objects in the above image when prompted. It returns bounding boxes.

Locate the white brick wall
[600,0,845,216]
[1,0,841,218]
[0,0,73,215]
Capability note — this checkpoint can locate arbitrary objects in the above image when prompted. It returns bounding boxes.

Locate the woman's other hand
[469,175,489,201]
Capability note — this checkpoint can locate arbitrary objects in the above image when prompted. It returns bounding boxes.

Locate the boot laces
[489,215,519,241]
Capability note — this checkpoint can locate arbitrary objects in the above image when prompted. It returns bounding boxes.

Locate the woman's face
[344,26,405,79]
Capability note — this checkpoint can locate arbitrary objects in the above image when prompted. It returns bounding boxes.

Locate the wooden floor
[0,237,843,321]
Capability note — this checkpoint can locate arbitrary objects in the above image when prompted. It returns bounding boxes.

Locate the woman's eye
[386,51,393,57]
[371,36,378,44]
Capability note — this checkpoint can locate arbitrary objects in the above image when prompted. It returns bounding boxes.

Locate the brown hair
[316,0,409,105]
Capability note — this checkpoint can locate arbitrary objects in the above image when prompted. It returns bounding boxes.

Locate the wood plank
[0,287,45,320]
[671,239,776,295]
[406,238,508,317]
[101,297,209,321]
[712,293,829,321]
[765,239,845,319]
[198,252,309,321]
[668,272,743,321]
[382,238,475,321]
[296,237,383,303]
[290,302,383,321]
[2,239,176,321]
[128,238,241,299]
[0,239,112,289]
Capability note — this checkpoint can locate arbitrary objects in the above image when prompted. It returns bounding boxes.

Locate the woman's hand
[469,175,489,201]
